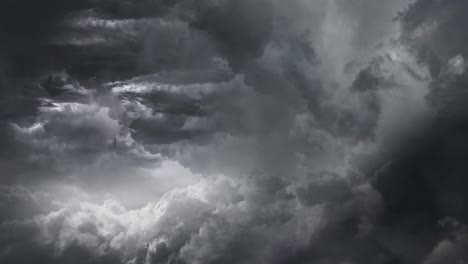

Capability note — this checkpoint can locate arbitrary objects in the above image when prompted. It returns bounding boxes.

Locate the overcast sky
[2,0,468,263]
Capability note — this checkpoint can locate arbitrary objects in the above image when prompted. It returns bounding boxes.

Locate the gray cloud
[5,0,468,264]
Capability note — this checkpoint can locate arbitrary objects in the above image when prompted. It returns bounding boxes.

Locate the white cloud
[448,55,466,75]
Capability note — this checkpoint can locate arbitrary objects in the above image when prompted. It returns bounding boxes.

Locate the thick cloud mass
[3,0,468,263]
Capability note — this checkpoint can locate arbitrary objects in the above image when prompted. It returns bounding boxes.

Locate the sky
[2,0,468,263]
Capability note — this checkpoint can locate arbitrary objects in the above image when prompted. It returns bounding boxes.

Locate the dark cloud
[91,0,176,19]
[191,0,273,67]
[399,0,468,77]
[0,0,91,77]
[4,0,468,264]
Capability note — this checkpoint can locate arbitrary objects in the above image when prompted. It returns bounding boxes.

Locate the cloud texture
[3,0,468,263]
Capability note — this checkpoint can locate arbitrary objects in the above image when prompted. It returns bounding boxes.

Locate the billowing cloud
[4,0,468,264]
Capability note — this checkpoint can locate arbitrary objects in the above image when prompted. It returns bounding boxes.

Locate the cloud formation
[3,0,468,264]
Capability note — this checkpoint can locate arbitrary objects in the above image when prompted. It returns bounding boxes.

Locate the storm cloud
[2,0,468,264]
